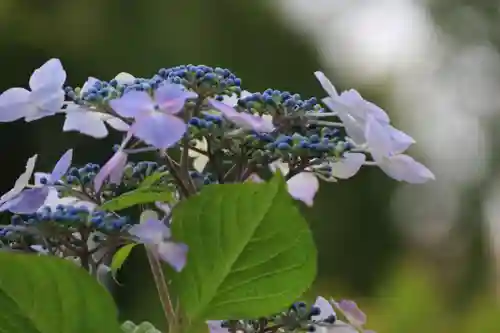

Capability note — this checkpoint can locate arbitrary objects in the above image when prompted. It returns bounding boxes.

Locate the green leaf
[171,173,317,321]
[139,171,169,188]
[111,243,138,281]
[100,188,173,211]
[0,252,121,333]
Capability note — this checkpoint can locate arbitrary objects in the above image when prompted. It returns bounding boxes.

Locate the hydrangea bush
[0,59,434,333]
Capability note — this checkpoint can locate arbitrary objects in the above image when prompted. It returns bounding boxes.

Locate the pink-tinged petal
[286,172,319,207]
[128,218,170,244]
[330,153,366,179]
[210,99,274,132]
[109,90,154,118]
[93,151,128,192]
[365,115,393,161]
[312,296,336,321]
[314,71,339,97]
[0,154,38,203]
[63,106,109,138]
[29,58,66,91]
[0,88,32,122]
[379,154,435,184]
[157,241,188,272]
[154,84,197,114]
[0,187,50,214]
[247,173,264,183]
[206,321,229,333]
[49,149,73,183]
[336,300,366,327]
[387,126,415,154]
[131,113,186,149]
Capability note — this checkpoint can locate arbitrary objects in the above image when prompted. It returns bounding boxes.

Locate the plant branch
[146,247,178,333]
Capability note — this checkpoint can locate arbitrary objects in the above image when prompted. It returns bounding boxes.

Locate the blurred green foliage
[0,0,498,332]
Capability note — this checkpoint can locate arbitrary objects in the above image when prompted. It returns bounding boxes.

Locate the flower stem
[145,247,178,333]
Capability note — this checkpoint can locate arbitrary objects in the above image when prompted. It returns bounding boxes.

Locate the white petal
[269,160,290,176]
[0,88,32,122]
[34,172,51,186]
[29,58,66,91]
[193,155,209,173]
[63,106,108,138]
[330,153,366,179]
[188,138,208,158]
[103,116,130,131]
[312,296,336,321]
[0,154,37,203]
[286,172,319,207]
[338,89,390,124]
[206,321,229,333]
[314,71,339,97]
[114,72,136,85]
[379,154,435,184]
[81,77,100,95]
[323,320,358,333]
[365,115,393,161]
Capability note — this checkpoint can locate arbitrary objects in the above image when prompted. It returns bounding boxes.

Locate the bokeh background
[1,0,500,332]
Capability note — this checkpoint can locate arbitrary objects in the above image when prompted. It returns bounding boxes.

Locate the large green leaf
[171,174,317,321]
[100,188,173,211]
[0,252,121,333]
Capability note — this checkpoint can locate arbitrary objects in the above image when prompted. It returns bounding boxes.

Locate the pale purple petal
[286,172,319,207]
[387,126,415,154]
[29,58,66,91]
[0,154,38,203]
[154,84,197,114]
[130,113,186,149]
[338,90,390,124]
[0,187,50,214]
[0,88,32,122]
[365,116,393,161]
[314,71,339,97]
[379,154,435,184]
[157,241,188,272]
[93,150,128,192]
[27,86,65,121]
[210,99,274,132]
[312,296,336,321]
[128,218,170,244]
[49,149,73,183]
[330,153,366,179]
[323,97,366,144]
[109,90,154,118]
[336,300,366,327]
[63,106,108,138]
[206,321,229,333]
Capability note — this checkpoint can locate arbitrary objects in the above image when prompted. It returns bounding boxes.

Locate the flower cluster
[0,59,434,333]
[207,297,375,333]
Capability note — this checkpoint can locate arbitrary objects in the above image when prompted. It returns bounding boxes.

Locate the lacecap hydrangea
[0,59,434,333]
